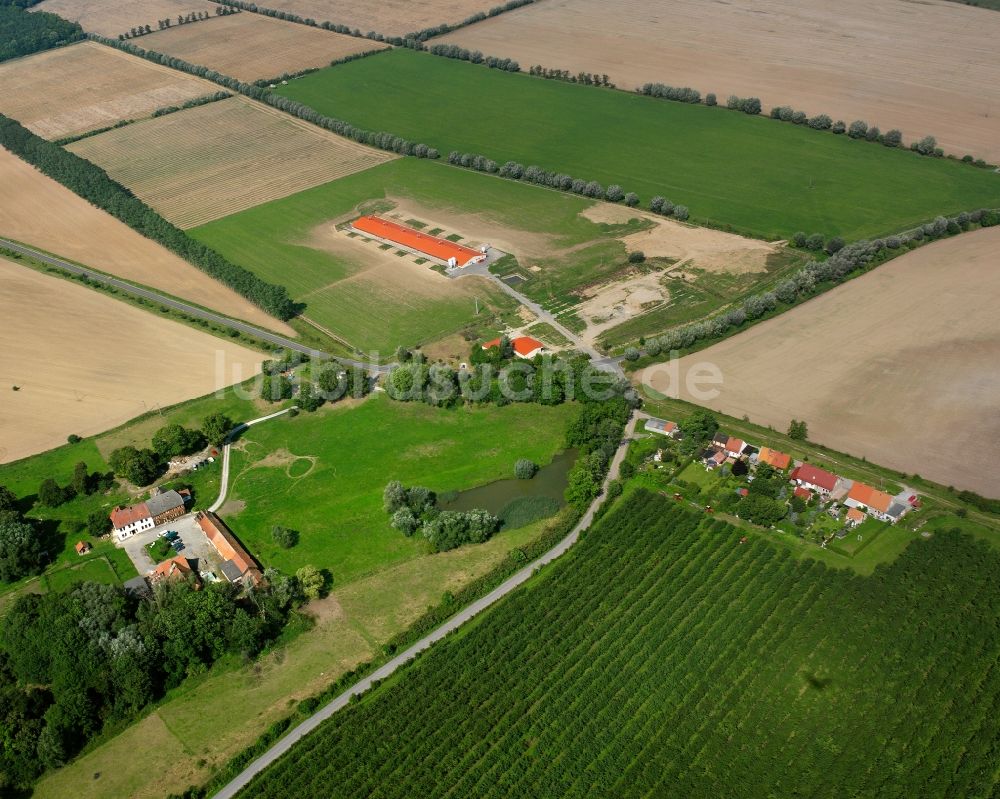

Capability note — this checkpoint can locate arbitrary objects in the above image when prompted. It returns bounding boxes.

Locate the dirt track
[442,0,1000,162]
[0,146,294,333]
[0,259,263,463]
[637,227,1000,497]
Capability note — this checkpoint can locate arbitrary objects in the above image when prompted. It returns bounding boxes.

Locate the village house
[845,507,866,527]
[150,555,201,588]
[756,446,791,471]
[789,464,838,496]
[110,488,190,541]
[196,511,263,587]
[724,437,746,458]
[845,482,895,521]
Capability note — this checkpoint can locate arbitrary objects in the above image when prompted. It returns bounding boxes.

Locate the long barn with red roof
[351,215,486,267]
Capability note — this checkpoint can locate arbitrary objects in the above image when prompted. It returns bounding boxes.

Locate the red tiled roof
[75,541,90,554]
[110,502,150,529]
[512,336,544,356]
[197,512,262,584]
[847,482,893,513]
[758,446,791,470]
[482,337,502,350]
[846,508,866,523]
[725,436,745,453]
[352,216,481,266]
[793,486,812,500]
[790,464,838,491]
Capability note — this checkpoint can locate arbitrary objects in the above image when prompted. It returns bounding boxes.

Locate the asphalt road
[0,237,392,373]
[211,411,647,799]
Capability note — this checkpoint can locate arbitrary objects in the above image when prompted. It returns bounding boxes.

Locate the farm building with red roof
[351,216,485,267]
[482,336,545,359]
[789,463,838,494]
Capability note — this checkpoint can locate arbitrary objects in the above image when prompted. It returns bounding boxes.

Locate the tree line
[0,113,296,319]
[118,7,238,41]
[531,65,613,87]
[151,90,232,117]
[89,34,441,161]
[427,43,519,71]
[0,1,82,63]
[627,207,999,361]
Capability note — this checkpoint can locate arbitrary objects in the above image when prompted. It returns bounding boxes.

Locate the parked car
[164,531,179,542]
[171,539,184,550]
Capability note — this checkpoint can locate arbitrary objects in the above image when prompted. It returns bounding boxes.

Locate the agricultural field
[139,11,387,82]
[68,95,395,228]
[638,226,1000,497]
[0,257,264,463]
[440,0,1000,164]
[242,0,501,37]
[0,146,292,332]
[223,393,577,581]
[239,489,1000,798]
[193,157,790,352]
[277,48,1000,241]
[0,40,213,141]
[30,0,217,37]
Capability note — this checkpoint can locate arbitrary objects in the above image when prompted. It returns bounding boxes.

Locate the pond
[438,449,577,529]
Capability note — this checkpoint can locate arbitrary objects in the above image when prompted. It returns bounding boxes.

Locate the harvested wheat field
[31,0,217,37]
[442,0,1000,162]
[0,41,215,141]
[0,259,264,463]
[68,96,395,228]
[0,146,293,333]
[253,0,496,37]
[140,12,387,82]
[637,227,1000,497]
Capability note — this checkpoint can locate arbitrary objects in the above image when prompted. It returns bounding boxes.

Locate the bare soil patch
[580,205,777,274]
[68,96,395,228]
[32,0,216,36]
[140,12,386,82]
[247,0,501,37]
[576,271,670,346]
[0,41,213,141]
[637,228,1000,497]
[442,0,1000,162]
[0,260,264,464]
[0,146,292,333]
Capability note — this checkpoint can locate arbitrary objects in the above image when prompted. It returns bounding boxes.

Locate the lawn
[277,49,1000,241]
[223,394,578,582]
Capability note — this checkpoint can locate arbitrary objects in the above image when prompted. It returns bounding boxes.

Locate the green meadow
[277,48,1000,240]
[223,394,577,582]
[191,158,649,351]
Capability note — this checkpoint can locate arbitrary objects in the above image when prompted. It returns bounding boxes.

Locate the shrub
[831,120,846,134]
[649,195,664,213]
[272,525,299,549]
[514,459,539,479]
[792,231,807,248]
[806,233,824,251]
[624,191,639,207]
[791,110,807,125]
[67,434,82,444]
[825,236,845,255]
[644,339,661,357]
[705,92,716,106]
[882,129,903,148]
[623,347,641,362]
[808,114,832,130]
[913,135,937,155]
[605,184,625,202]
[848,120,868,139]
[627,250,646,264]
[865,125,881,142]
[673,205,689,221]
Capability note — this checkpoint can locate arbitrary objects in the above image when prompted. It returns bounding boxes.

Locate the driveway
[117,512,224,578]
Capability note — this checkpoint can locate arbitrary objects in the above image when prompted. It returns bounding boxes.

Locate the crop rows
[242,490,1000,798]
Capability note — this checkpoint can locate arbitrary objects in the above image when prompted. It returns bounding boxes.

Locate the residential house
[712,432,729,448]
[757,446,791,471]
[789,464,838,495]
[845,482,894,520]
[845,508,866,527]
[110,489,189,541]
[645,418,678,437]
[150,556,201,588]
[196,511,263,587]
[724,437,746,458]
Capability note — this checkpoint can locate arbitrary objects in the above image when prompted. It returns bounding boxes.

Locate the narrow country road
[208,408,294,513]
[0,237,391,373]
[212,411,647,799]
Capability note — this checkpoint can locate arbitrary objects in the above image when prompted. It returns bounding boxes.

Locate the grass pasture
[223,394,577,581]
[68,95,395,228]
[239,490,1000,798]
[0,40,214,141]
[277,48,1000,240]
[139,11,387,82]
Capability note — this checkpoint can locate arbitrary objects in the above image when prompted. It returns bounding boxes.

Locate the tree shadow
[804,673,833,691]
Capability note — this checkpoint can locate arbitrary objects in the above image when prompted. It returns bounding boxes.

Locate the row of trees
[791,231,844,254]
[0,574,303,790]
[529,66,613,87]
[258,361,371,408]
[427,43,520,72]
[629,207,999,360]
[383,481,499,552]
[0,113,296,319]
[649,195,690,221]
[404,0,539,41]
[90,34,441,162]
[638,82,702,104]
[151,90,231,117]
[0,3,82,63]
[119,8,237,41]
[563,398,632,509]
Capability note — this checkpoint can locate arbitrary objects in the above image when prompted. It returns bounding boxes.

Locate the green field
[241,489,1000,798]
[223,394,577,581]
[277,49,1000,240]
[191,158,654,350]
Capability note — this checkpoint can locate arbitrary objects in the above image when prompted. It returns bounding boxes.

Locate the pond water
[438,449,577,516]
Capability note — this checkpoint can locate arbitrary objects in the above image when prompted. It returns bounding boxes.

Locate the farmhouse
[724,437,746,458]
[482,336,546,359]
[757,446,791,471]
[845,482,895,520]
[110,489,189,541]
[196,511,263,587]
[789,464,838,495]
[351,215,486,267]
[150,555,201,588]
[645,417,678,437]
